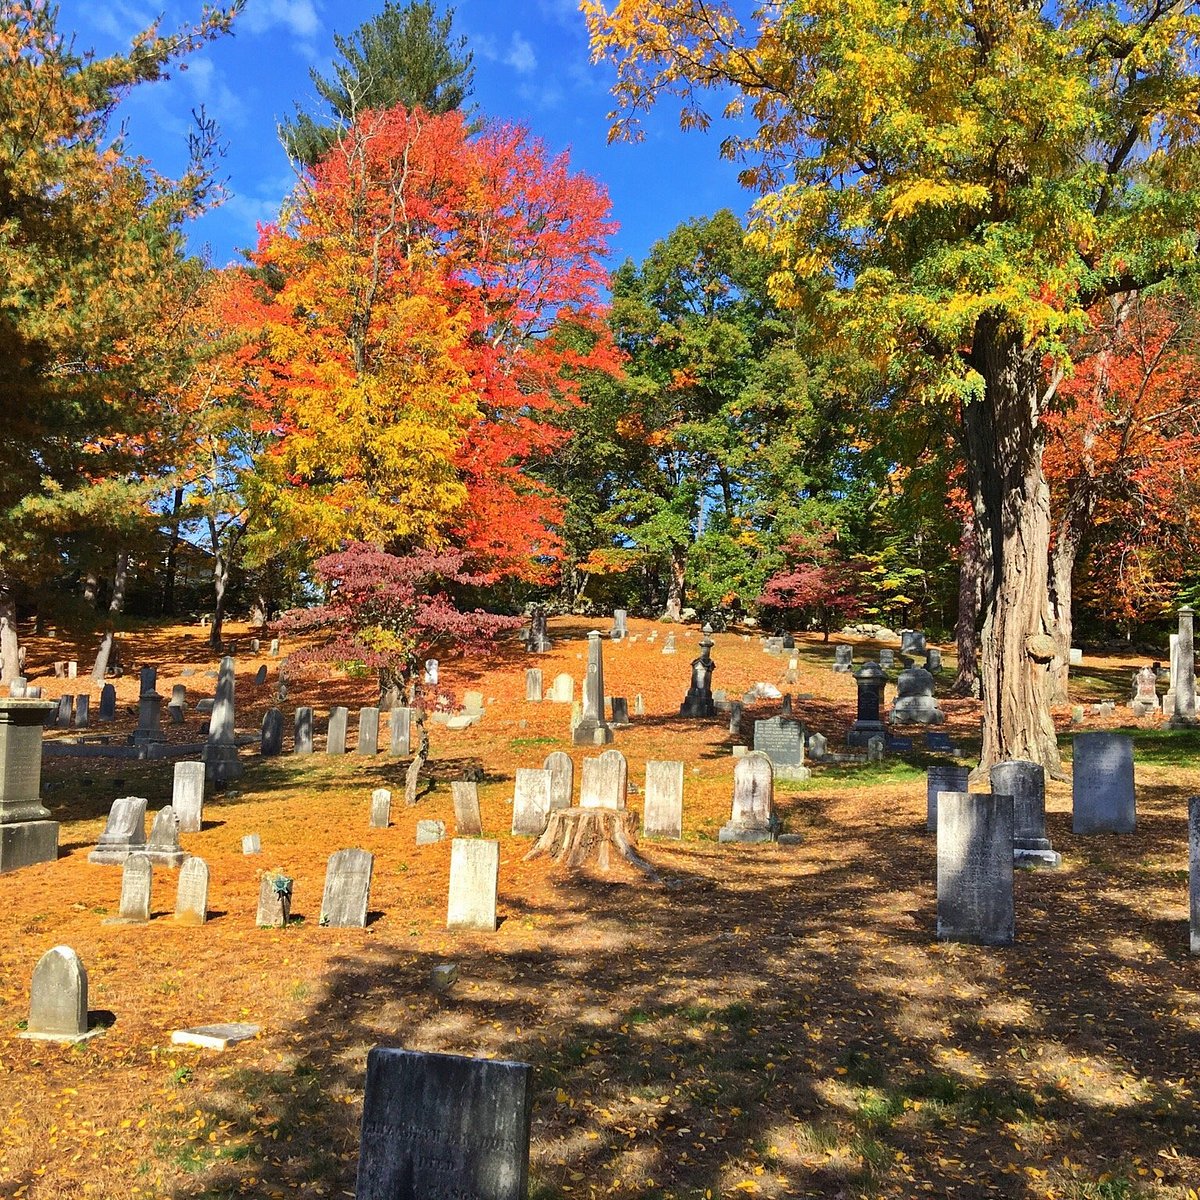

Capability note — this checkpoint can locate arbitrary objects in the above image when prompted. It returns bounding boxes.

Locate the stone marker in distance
[172,761,205,834]
[21,946,99,1042]
[643,760,684,839]
[446,838,499,931]
[369,788,391,829]
[319,848,374,927]
[88,796,147,865]
[174,856,209,925]
[1072,732,1136,833]
[511,768,552,836]
[936,792,1015,946]
[107,851,152,924]
[171,1023,260,1050]
[451,781,483,835]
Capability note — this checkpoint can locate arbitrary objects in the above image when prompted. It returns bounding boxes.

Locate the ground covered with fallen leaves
[1,618,1198,1200]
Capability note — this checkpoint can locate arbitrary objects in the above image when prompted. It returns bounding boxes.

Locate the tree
[586,0,1200,775]
[280,1,473,165]
[758,523,869,641]
[0,1,240,681]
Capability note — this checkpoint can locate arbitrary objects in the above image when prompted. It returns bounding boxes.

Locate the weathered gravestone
[446,838,500,931]
[357,707,380,755]
[424,659,439,685]
[172,761,205,834]
[925,648,943,674]
[879,649,895,669]
[56,694,73,729]
[549,673,574,704]
[370,788,392,829]
[202,656,242,784]
[270,638,280,657]
[98,684,116,722]
[719,752,777,843]
[936,792,1015,945]
[354,1046,532,1200]
[295,707,314,754]
[580,750,627,810]
[633,693,645,717]
[0,696,60,872]
[416,819,446,846]
[145,804,187,867]
[242,833,261,855]
[728,700,743,737]
[925,731,957,753]
[452,781,483,835]
[991,759,1060,867]
[1072,732,1136,834]
[511,769,552,836]
[1130,665,1159,716]
[174,856,209,925]
[74,694,90,728]
[543,751,574,810]
[389,707,411,756]
[572,632,613,746]
[610,608,628,640]
[463,690,485,716]
[662,632,676,655]
[113,851,153,923]
[261,707,283,756]
[320,849,374,927]
[611,696,630,727]
[528,606,551,653]
[525,669,543,702]
[753,716,809,781]
[926,765,970,833]
[891,666,944,724]
[253,665,267,686]
[847,662,888,746]
[22,946,93,1042]
[88,795,147,865]
[900,629,927,656]
[808,732,828,760]
[327,707,349,755]
[833,645,853,673]
[1190,796,1200,955]
[867,735,885,762]
[643,760,683,839]
[256,872,291,926]
[1170,606,1198,727]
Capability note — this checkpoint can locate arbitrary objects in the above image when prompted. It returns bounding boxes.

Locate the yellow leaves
[882,178,990,224]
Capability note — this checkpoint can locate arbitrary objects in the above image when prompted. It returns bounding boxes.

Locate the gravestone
[1190,796,1200,955]
[389,707,411,756]
[370,788,391,829]
[98,684,116,722]
[319,848,374,928]
[525,669,543,702]
[580,750,627,810]
[728,700,743,737]
[549,674,574,704]
[611,696,630,727]
[424,659,439,685]
[253,665,267,686]
[900,629,927,656]
[886,735,913,753]
[270,638,280,656]
[416,819,446,845]
[242,833,261,855]
[719,752,777,843]
[256,873,290,926]
[23,946,91,1042]
[753,716,809,781]
[174,856,209,925]
[133,692,163,744]
[633,693,645,717]
[261,707,283,756]
[1069,647,1083,665]
[1072,732,1136,833]
[925,648,943,674]
[543,751,574,810]
[925,731,957,753]
[879,649,895,669]
[295,707,314,754]
[511,769,552,836]
[355,1046,531,1200]
[1170,607,1199,727]
[867,735,885,762]
[847,662,888,746]
[572,632,613,746]
[833,645,853,673]
[808,731,828,760]
[926,765,970,832]
[678,626,717,717]
[662,632,676,655]
[56,694,73,729]
[172,761,205,834]
[610,608,628,640]
[74,694,90,728]
[447,780,483,836]
[357,707,380,755]
[528,606,551,653]
[1130,666,1159,716]
[145,804,186,867]
[643,760,684,839]
[991,759,1060,866]
[327,707,349,755]
[202,656,242,785]
[66,660,77,679]
[116,851,153,922]
[446,838,500,931]
[936,792,1015,945]
[463,690,485,716]
[0,697,60,872]
[891,666,944,724]
[170,685,188,713]
[88,795,147,865]
[139,666,157,695]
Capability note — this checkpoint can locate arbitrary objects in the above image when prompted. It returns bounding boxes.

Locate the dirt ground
[0,618,1197,1200]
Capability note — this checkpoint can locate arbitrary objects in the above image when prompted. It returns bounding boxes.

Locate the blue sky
[57,0,754,272]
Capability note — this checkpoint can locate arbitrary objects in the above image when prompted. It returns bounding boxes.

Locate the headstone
[900,629,927,656]
[253,665,267,686]
[174,856,209,925]
[1069,647,1083,665]
[23,946,91,1042]
[423,659,439,685]
[270,637,280,656]
[370,788,392,829]
[1190,796,1200,955]
[73,694,90,728]
[886,735,913,753]
[633,693,645,716]
[355,1046,531,1200]
[88,795,147,865]
[572,631,613,746]
[0,697,60,872]
[261,707,283,756]
[753,716,809,780]
[1170,607,1198,727]
[172,761,205,834]
[925,731,956,753]
[66,660,77,680]
[528,606,551,653]
[196,698,215,714]
[1130,666,1159,716]
[525,669,543,702]
[295,707,314,754]
[202,656,242,784]
[357,707,380,755]
[643,760,684,839]
[171,1022,260,1050]
[728,700,743,737]
[443,784,481,840]
[319,848,374,928]
[580,749,627,809]
[936,792,1015,945]
[991,759,1060,866]
[890,666,944,724]
[462,690,485,716]
[879,649,895,669]
[926,765,970,832]
[251,638,261,653]
[549,673,574,704]
[662,632,676,655]
[116,851,153,922]
[867,735,885,762]
[543,751,574,810]
[808,731,828,760]
[1071,705,1085,724]
[847,662,888,745]
[446,837,500,931]
[511,768,553,836]
[719,752,777,843]
[679,626,717,717]
[833,645,853,673]
[98,684,116,722]
[256,872,291,926]
[389,706,411,756]
[242,833,261,855]
[145,804,186,867]
[610,696,630,727]
[416,819,446,845]
[925,647,943,674]
[610,608,628,640]
[56,694,73,729]
[139,666,157,695]
[327,706,348,755]
[1072,732,1136,833]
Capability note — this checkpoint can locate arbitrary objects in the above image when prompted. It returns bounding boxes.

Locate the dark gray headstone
[611,696,630,726]
[261,707,283,756]
[56,694,73,729]
[1072,733,1136,833]
[991,759,1059,866]
[355,1047,532,1200]
[936,793,1014,946]
[254,665,267,686]
[320,848,373,927]
[73,694,90,728]
[98,684,116,722]
[295,707,313,754]
[139,666,157,696]
[926,765,970,832]
[753,716,804,767]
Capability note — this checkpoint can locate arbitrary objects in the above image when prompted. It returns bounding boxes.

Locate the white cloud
[504,33,537,74]
[178,57,247,128]
[240,0,322,39]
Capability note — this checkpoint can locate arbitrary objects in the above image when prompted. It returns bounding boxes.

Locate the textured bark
[964,316,1063,779]
[90,552,129,684]
[525,807,660,880]
[161,485,184,616]
[1047,486,1093,704]
[209,517,229,651]
[0,583,19,685]
[404,724,430,805]
[950,519,983,697]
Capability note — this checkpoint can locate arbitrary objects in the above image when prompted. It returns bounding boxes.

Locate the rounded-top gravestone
[891,666,944,725]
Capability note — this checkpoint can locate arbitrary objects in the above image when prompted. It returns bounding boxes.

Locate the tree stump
[524,807,660,881]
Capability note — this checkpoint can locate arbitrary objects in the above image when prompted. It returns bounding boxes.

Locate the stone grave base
[1014,840,1062,869]
[846,722,886,748]
[88,843,146,866]
[203,744,244,785]
[773,765,811,782]
[144,849,188,868]
[718,819,778,844]
[171,1023,260,1050]
[19,1023,105,1044]
[0,820,59,873]
[525,807,657,879]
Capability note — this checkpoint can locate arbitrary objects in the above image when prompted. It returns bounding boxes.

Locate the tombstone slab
[446,838,500,932]
[937,793,1015,945]
[145,804,187,867]
[172,761,205,834]
[572,632,613,746]
[543,751,574,810]
[174,856,209,925]
[846,662,888,746]
[525,669,543,702]
[370,788,392,829]
[580,751,626,810]
[643,760,684,839]
[319,848,374,927]
[753,716,809,782]
[416,819,446,845]
[1072,732,1136,834]
[719,752,777,843]
[0,698,60,872]
[451,781,483,836]
[98,684,117,722]
[389,707,411,756]
[22,946,96,1042]
[242,833,262,855]
[88,795,147,865]
[926,765,970,833]
[202,656,242,784]
[256,873,291,926]
[327,707,348,755]
[357,707,380,755]
[832,645,853,673]
[991,759,1060,867]
[261,707,283,756]
[171,1023,260,1050]
[511,769,552,836]
[295,707,314,755]
[107,851,152,923]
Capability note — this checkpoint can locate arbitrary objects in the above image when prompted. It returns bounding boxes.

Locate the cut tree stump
[524,807,660,881]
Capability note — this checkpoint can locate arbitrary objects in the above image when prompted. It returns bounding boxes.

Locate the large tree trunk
[950,518,983,697]
[1047,505,1087,704]
[665,545,687,619]
[0,581,20,685]
[91,552,130,684]
[209,518,228,650]
[964,316,1063,779]
[161,485,185,616]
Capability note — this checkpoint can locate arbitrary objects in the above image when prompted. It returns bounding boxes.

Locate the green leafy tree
[280,0,474,165]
